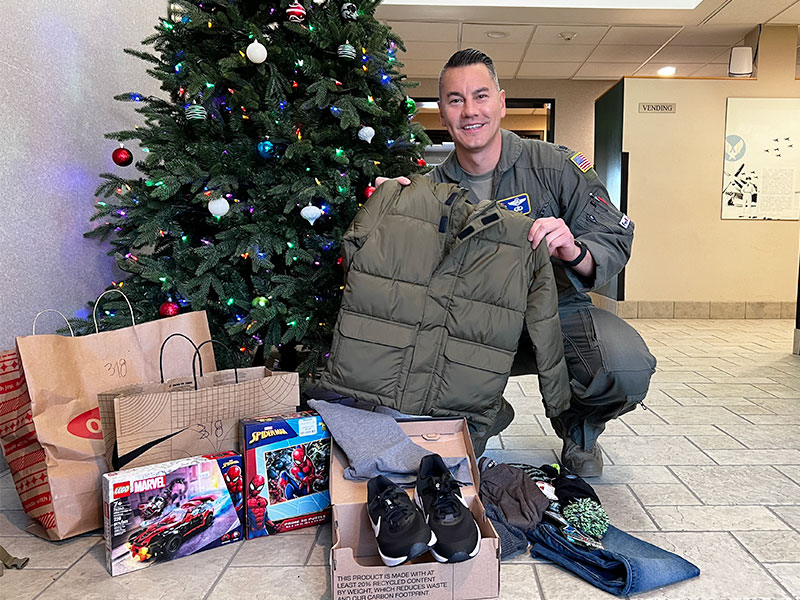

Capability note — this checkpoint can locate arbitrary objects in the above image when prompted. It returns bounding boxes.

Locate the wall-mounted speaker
[729,46,754,77]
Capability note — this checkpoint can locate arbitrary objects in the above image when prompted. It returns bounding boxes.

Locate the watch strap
[563,241,587,268]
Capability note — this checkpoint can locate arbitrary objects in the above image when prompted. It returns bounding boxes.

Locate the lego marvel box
[102,451,244,576]
[240,411,331,538]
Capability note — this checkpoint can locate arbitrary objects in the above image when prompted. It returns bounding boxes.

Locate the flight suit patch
[497,193,531,215]
[570,152,593,173]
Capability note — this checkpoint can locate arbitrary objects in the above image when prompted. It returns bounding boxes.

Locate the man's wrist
[562,240,587,268]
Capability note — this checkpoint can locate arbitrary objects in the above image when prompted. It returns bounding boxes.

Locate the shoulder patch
[497,193,531,215]
[570,152,593,173]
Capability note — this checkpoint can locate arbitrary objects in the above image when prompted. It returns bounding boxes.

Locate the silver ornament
[185,102,207,120]
[358,126,375,143]
[338,43,357,60]
[341,2,358,20]
[300,204,323,225]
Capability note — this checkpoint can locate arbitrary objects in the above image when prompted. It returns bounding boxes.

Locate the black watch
[563,240,587,268]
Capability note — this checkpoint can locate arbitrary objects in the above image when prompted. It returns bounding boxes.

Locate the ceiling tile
[462,41,526,62]
[525,44,596,63]
[398,59,448,78]
[517,62,582,78]
[670,25,753,45]
[602,25,681,45]
[573,62,640,79]
[770,2,800,23]
[462,23,534,45]
[710,47,737,63]
[634,62,706,76]
[690,64,732,77]
[400,41,459,61]
[386,21,459,43]
[704,0,798,25]
[653,45,731,62]
[530,25,609,45]
[492,61,520,78]
[588,45,659,62]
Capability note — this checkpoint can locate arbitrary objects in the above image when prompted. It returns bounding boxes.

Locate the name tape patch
[497,193,531,215]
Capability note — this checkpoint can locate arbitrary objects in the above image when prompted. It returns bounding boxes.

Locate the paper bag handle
[92,289,136,333]
[32,310,75,336]
[159,333,205,383]
[191,339,238,390]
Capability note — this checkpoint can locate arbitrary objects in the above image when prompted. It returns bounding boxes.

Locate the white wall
[623,26,800,303]
[0,2,163,347]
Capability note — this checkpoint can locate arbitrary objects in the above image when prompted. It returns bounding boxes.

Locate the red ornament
[159,302,180,317]
[286,1,306,23]
[365,185,376,198]
[416,158,427,167]
[112,147,133,167]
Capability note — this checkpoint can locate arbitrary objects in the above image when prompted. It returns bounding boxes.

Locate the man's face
[439,63,506,155]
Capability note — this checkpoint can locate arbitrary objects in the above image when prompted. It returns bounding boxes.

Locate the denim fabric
[530,523,700,596]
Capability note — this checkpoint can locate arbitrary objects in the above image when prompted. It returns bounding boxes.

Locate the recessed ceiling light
[657,66,677,76]
[486,31,509,39]
[558,31,578,42]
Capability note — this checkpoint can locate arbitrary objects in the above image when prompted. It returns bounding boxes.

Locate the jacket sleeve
[524,243,572,418]
[556,156,634,292]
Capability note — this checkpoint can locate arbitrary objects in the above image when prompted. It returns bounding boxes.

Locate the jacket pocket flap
[338,312,414,348]
[444,338,514,374]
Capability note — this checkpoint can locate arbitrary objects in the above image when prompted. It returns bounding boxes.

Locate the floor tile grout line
[765,505,800,535]
[32,538,103,600]
[681,434,720,466]
[529,558,546,600]
[202,538,246,600]
[726,530,797,600]
[624,482,662,532]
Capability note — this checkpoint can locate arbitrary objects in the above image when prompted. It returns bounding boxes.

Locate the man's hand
[528,217,578,261]
[528,217,596,277]
[375,176,411,187]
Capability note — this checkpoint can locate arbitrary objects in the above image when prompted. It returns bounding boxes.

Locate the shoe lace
[428,476,464,521]
[380,489,414,529]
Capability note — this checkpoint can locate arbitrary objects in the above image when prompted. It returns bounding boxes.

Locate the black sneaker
[414,454,481,563]
[367,475,436,567]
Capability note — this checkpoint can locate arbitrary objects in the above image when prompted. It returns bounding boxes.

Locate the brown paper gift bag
[105,340,300,470]
[8,293,215,540]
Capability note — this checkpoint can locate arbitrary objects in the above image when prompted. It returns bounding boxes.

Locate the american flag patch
[570,152,593,173]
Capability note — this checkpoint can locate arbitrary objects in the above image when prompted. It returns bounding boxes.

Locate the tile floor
[2,319,800,599]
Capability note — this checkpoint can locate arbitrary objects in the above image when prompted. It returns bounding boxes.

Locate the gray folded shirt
[308,399,472,486]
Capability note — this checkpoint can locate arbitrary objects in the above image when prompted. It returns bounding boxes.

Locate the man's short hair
[439,49,500,97]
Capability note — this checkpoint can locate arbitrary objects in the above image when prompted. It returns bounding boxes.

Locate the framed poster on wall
[722,98,800,220]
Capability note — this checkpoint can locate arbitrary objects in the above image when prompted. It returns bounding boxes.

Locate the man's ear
[500,89,507,119]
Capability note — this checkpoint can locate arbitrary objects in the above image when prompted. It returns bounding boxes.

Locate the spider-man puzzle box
[239,411,331,539]
[102,451,244,576]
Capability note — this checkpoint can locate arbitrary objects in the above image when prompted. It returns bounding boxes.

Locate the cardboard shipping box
[329,418,500,600]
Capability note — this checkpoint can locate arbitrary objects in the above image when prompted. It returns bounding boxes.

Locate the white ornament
[208,197,230,217]
[185,102,207,120]
[300,204,323,225]
[246,41,268,64]
[358,126,376,143]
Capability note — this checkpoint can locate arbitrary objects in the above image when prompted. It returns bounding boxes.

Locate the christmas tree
[83,0,430,375]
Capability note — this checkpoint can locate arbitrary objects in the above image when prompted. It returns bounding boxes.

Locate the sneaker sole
[377,530,437,567]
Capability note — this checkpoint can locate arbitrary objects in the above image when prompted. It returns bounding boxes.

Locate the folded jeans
[529,523,700,596]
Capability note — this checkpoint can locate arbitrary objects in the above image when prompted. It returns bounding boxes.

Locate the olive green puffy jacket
[319,176,571,434]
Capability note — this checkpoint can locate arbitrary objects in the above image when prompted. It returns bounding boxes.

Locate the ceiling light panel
[703,0,798,25]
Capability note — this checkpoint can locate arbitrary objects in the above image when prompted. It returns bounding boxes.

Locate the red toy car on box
[127,495,217,562]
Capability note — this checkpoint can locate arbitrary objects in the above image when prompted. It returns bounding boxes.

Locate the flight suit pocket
[437,337,515,413]
[327,311,415,402]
